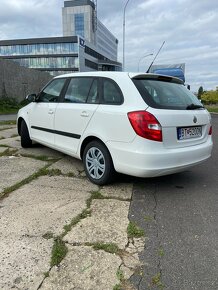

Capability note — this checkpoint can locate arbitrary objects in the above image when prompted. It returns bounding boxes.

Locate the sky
[0,0,217,92]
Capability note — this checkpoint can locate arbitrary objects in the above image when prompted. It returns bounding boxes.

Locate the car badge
[193,116,197,123]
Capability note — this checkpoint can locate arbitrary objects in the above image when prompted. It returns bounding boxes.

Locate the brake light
[209,125,212,135]
[128,111,162,142]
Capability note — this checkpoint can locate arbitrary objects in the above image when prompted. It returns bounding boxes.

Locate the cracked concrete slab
[0,176,98,289]
[0,124,16,130]
[100,183,133,200]
[0,176,97,237]
[64,199,130,249]
[0,147,8,154]
[0,156,47,194]
[18,145,64,159]
[0,123,142,290]
[0,236,52,290]
[0,136,21,148]
[0,127,18,139]
[41,245,121,290]
[50,156,85,177]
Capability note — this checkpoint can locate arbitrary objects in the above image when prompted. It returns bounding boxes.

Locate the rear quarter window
[102,78,123,105]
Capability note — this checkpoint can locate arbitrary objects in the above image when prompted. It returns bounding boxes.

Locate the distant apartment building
[0,0,121,76]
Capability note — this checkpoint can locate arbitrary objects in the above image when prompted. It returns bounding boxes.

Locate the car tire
[20,120,32,148]
[83,141,115,185]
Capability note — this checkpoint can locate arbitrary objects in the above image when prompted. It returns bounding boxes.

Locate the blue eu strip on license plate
[177,126,202,140]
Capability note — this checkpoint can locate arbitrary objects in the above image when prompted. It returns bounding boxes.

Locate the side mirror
[26,94,37,102]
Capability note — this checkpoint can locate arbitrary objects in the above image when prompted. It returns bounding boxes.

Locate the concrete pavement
[0,123,144,290]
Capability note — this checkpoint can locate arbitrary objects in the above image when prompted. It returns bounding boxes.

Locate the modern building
[0,0,121,75]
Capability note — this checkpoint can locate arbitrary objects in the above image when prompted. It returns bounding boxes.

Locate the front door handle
[48,110,54,115]
[81,111,89,117]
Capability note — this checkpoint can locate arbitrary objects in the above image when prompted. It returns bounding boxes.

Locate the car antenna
[146,41,165,73]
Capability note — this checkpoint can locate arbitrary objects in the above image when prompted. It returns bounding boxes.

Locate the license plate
[177,126,202,140]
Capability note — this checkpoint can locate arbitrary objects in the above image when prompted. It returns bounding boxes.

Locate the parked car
[17,72,213,185]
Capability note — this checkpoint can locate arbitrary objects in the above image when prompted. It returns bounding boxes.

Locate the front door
[28,78,66,147]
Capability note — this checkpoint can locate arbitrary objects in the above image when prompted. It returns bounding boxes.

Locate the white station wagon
[17,72,213,185]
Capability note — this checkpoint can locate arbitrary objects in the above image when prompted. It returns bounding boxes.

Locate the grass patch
[20,153,60,163]
[151,273,165,289]
[206,106,218,113]
[86,190,104,207]
[0,148,17,157]
[0,97,26,115]
[113,284,122,290]
[67,172,75,177]
[62,209,91,236]
[92,242,119,254]
[158,247,165,257]
[43,271,50,278]
[27,155,52,162]
[61,190,104,236]
[50,237,68,267]
[0,165,50,199]
[116,268,124,281]
[144,215,153,222]
[127,222,144,238]
[0,120,16,126]
[46,168,62,176]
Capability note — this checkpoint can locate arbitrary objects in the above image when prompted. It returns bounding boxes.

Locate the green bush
[0,97,19,113]
[201,90,218,105]
[0,97,28,114]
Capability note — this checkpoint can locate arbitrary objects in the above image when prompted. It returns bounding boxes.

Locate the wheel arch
[17,117,25,136]
[80,136,111,160]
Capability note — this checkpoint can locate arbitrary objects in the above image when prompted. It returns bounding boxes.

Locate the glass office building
[0,37,79,76]
[0,0,121,75]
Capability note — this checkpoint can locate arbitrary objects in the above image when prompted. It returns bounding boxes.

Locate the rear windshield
[133,78,204,110]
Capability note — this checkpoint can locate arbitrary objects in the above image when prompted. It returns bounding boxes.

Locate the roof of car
[55,71,184,84]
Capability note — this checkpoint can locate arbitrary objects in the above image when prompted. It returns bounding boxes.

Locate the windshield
[133,78,204,110]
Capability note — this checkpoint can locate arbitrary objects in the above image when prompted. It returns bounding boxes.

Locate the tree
[201,90,218,105]
[197,86,204,99]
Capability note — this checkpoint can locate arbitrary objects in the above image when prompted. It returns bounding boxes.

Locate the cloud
[0,0,63,39]
[0,0,217,91]
[97,0,218,91]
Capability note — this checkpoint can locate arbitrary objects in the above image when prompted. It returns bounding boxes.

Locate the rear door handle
[48,110,54,115]
[81,111,89,117]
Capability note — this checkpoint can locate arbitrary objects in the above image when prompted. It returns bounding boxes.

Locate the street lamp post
[138,53,153,72]
[123,0,131,72]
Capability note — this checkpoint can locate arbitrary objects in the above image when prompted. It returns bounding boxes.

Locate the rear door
[54,77,99,154]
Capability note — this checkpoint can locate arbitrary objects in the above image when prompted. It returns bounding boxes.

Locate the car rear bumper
[107,137,213,178]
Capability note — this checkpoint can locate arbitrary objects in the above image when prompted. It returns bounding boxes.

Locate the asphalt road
[0,114,17,121]
[129,114,218,290]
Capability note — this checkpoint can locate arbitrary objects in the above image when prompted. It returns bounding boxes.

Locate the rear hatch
[146,108,210,149]
[131,74,211,149]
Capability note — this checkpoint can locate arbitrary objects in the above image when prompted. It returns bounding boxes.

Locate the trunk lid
[147,107,211,149]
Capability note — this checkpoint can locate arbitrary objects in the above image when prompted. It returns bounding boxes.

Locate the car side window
[38,78,66,103]
[64,77,94,103]
[103,79,123,105]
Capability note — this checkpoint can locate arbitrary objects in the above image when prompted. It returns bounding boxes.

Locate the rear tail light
[209,125,212,135]
[128,111,162,142]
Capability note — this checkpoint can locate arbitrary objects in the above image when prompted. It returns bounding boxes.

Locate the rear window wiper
[186,104,204,110]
